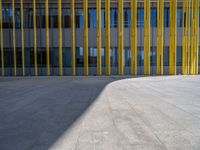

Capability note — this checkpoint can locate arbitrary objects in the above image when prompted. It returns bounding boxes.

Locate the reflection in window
[52,9,58,28]
[124,48,131,66]
[177,8,182,27]
[151,8,157,27]
[110,47,117,67]
[2,8,12,28]
[164,47,169,66]
[37,48,46,67]
[88,47,97,67]
[76,47,84,67]
[177,46,182,66]
[137,47,144,66]
[124,8,131,28]
[150,47,156,66]
[137,8,144,27]
[110,8,118,28]
[62,9,71,28]
[88,9,96,28]
[164,8,170,27]
[15,8,21,28]
[63,47,71,67]
[75,9,83,28]
[101,9,105,28]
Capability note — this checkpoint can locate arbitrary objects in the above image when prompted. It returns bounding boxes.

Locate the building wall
[0,0,199,76]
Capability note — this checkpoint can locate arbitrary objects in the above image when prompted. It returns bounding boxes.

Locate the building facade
[0,0,199,76]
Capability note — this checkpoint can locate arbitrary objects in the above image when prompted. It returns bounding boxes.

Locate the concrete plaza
[0,76,200,150]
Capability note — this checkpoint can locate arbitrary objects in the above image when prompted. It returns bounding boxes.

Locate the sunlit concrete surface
[0,76,200,150]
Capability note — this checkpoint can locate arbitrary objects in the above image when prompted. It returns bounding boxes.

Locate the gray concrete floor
[0,76,200,150]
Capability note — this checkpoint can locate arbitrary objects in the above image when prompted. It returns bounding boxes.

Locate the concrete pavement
[0,76,200,150]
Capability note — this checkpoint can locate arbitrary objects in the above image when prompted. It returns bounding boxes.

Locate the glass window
[88,9,96,28]
[52,9,58,28]
[2,8,12,28]
[62,9,71,28]
[124,8,131,28]
[51,48,58,67]
[151,8,157,27]
[88,47,97,67]
[101,9,105,28]
[110,8,118,28]
[164,8,170,27]
[137,47,144,66]
[110,47,117,67]
[75,9,83,28]
[164,47,169,66]
[101,48,105,67]
[76,47,84,67]
[124,48,131,66]
[177,8,182,27]
[150,47,156,66]
[177,46,182,66]
[4,48,13,68]
[37,48,46,67]
[63,47,71,67]
[137,8,144,27]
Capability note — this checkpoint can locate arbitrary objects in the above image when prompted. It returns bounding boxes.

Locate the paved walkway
[0,76,200,150]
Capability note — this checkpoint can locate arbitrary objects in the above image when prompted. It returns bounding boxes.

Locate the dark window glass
[2,8,12,28]
[138,47,144,66]
[151,8,157,27]
[110,8,118,28]
[63,47,71,67]
[101,48,105,67]
[37,48,46,67]
[4,48,13,68]
[15,8,21,28]
[36,8,41,28]
[75,9,83,28]
[150,47,156,66]
[88,47,97,67]
[51,48,58,67]
[124,48,131,66]
[16,48,22,67]
[177,8,182,27]
[164,8,169,27]
[76,47,84,67]
[177,46,182,66]
[137,8,144,27]
[52,9,58,28]
[110,47,117,67]
[101,9,105,28]
[124,8,131,28]
[164,47,169,66]
[62,9,71,28]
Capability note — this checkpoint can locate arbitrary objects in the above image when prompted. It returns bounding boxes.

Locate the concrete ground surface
[0,76,200,150]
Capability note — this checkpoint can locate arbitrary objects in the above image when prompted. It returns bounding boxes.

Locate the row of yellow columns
[0,1,199,76]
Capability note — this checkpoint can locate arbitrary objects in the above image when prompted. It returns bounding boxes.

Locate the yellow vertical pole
[130,0,137,75]
[84,0,88,75]
[190,0,199,75]
[33,0,37,76]
[118,0,124,75]
[71,0,75,76]
[12,0,17,76]
[169,0,177,75]
[0,0,4,76]
[21,0,25,76]
[105,0,110,75]
[46,0,50,76]
[58,0,63,76]
[96,0,101,76]
[182,0,190,75]
[156,0,164,75]
[144,0,150,75]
